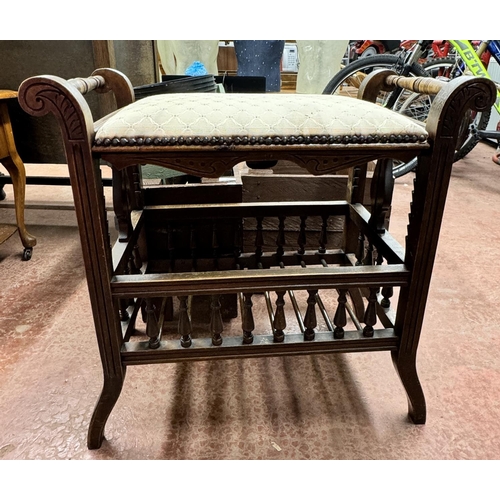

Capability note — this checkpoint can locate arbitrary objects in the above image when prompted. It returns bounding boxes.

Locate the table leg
[0,100,37,259]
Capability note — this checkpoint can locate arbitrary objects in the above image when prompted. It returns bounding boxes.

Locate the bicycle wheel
[323,54,428,178]
[323,54,427,98]
[390,58,459,124]
[422,56,456,78]
[422,57,491,161]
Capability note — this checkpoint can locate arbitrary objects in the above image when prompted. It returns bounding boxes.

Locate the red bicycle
[351,40,451,64]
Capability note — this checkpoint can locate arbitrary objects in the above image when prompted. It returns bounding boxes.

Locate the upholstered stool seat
[93,92,430,180]
[94,93,428,151]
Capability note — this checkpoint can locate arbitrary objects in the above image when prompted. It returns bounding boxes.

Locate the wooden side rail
[111,265,409,298]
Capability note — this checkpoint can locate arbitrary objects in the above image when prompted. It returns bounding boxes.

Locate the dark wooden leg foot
[87,372,125,449]
[391,352,426,424]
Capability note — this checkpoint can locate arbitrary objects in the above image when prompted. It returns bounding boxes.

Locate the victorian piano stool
[17,68,496,449]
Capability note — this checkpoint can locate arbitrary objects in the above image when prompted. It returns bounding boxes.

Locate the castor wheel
[0,171,6,200]
[22,247,33,261]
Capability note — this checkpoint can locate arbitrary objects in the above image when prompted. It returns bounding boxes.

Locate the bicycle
[323,40,437,177]
[323,40,500,177]
[323,40,432,101]
[422,41,500,159]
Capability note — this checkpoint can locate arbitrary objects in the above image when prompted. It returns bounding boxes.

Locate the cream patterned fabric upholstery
[94,93,428,147]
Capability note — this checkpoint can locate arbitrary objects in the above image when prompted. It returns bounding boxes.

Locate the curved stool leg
[0,99,36,259]
[87,371,126,449]
[0,154,37,259]
[391,351,426,424]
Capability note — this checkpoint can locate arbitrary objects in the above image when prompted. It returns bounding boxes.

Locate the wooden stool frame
[18,69,496,449]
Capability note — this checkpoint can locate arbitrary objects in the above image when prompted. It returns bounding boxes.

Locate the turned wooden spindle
[255,217,264,263]
[113,170,132,243]
[276,215,286,262]
[133,169,143,208]
[145,298,161,349]
[178,296,192,347]
[119,254,133,320]
[355,232,365,266]
[119,301,129,321]
[333,289,348,339]
[385,73,445,96]
[68,74,105,94]
[375,249,393,306]
[304,290,318,341]
[127,247,142,275]
[381,287,393,308]
[369,157,394,234]
[242,293,255,344]
[363,288,378,337]
[273,291,286,343]
[363,240,374,266]
[297,215,307,255]
[318,214,328,254]
[210,295,223,346]
[133,245,142,271]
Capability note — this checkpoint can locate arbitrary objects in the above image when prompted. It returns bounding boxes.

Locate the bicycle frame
[448,40,500,114]
[430,40,452,59]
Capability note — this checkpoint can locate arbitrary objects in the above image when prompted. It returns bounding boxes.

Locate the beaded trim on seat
[94,133,427,147]
[94,93,429,148]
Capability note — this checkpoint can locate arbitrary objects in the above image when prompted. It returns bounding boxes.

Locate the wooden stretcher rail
[110,264,410,299]
[143,200,350,218]
[121,329,400,365]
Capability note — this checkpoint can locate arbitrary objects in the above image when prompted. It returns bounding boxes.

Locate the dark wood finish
[17,68,497,449]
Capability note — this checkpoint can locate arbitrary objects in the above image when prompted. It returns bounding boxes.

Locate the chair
[0,90,36,260]
[17,68,496,449]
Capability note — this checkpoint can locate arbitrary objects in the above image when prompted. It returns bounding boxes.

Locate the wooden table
[0,90,36,260]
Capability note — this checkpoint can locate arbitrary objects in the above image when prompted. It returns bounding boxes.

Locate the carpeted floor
[1,143,500,460]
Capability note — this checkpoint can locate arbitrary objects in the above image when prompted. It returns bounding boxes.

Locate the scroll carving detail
[18,79,93,143]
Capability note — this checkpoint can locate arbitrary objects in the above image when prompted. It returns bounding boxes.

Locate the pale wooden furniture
[18,69,496,449]
[0,90,36,260]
